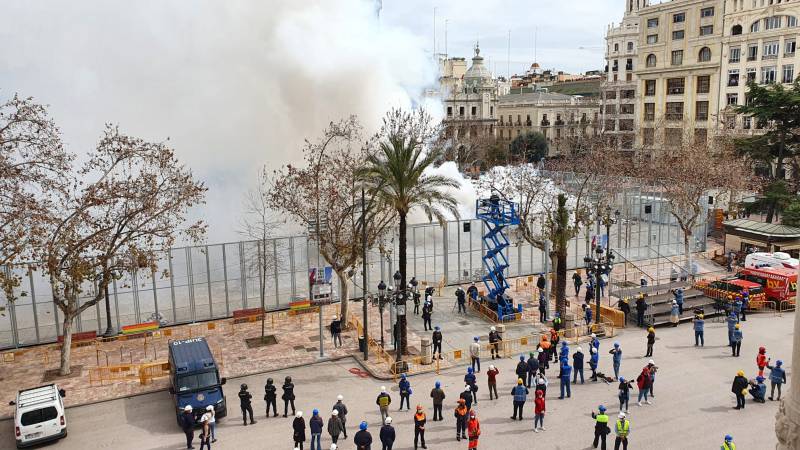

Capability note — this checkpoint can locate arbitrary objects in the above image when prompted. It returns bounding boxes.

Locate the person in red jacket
[467,410,481,449]
[533,389,546,432]
[487,365,500,400]
[757,346,769,378]
[636,365,652,406]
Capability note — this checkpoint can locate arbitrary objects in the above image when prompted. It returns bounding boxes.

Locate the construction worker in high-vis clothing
[721,434,735,450]
[613,412,630,450]
[591,404,610,450]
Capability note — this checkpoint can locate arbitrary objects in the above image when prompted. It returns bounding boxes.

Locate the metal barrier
[88,364,140,386]
[139,360,171,385]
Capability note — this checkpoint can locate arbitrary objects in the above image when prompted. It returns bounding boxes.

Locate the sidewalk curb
[0,354,356,422]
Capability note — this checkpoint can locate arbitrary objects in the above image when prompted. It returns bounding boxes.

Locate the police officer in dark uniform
[432,326,443,359]
[456,286,467,314]
[239,383,256,426]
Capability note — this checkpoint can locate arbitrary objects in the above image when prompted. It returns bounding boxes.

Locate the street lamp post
[393,270,407,372]
[584,244,614,331]
[377,280,387,349]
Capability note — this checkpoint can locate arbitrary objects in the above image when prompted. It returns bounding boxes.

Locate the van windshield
[177,371,219,392]
[20,406,58,426]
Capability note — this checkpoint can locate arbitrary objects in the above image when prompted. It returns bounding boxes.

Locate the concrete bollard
[421,337,432,365]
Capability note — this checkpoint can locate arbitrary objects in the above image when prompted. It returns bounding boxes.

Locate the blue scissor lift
[476,195,521,321]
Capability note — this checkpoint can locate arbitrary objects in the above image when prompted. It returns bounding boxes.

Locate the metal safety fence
[0,181,707,349]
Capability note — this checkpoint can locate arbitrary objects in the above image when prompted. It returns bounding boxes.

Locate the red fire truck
[738,267,797,304]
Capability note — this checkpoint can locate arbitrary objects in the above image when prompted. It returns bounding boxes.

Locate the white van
[10,384,67,448]
[744,252,799,270]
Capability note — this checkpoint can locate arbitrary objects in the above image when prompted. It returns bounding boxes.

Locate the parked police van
[10,384,67,448]
[168,337,227,425]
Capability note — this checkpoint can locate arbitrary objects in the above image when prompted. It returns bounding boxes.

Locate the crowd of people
[175,272,789,450]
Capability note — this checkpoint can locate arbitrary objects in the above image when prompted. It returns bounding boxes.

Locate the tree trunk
[398,212,408,357]
[555,250,568,317]
[337,272,350,324]
[766,202,776,223]
[683,231,692,281]
[59,313,74,376]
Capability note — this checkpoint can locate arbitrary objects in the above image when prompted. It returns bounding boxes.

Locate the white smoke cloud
[0,0,439,243]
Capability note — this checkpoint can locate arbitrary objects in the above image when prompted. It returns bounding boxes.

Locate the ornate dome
[464,43,492,87]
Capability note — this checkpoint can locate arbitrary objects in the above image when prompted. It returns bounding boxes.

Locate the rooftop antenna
[445,19,448,57]
[535,27,538,64]
[433,7,437,57]
[507,29,511,79]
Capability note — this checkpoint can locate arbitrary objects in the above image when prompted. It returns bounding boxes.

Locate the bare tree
[268,117,393,322]
[0,95,72,300]
[483,137,629,317]
[636,131,752,279]
[35,125,206,375]
[239,167,283,340]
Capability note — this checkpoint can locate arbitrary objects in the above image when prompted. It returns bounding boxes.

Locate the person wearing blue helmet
[558,358,572,399]
[559,341,570,362]
[609,342,622,380]
[768,359,787,401]
[464,367,478,404]
[430,381,445,421]
[310,409,324,450]
[727,312,738,347]
[749,376,766,403]
[354,421,372,450]
[398,374,412,411]
[591,405,610,450]
[618,377,633,412]
[469,336,481,373]
[721,434,735,450]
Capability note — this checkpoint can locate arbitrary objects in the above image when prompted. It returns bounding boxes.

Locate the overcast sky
[0,0,622,242]
[382,0,621,76]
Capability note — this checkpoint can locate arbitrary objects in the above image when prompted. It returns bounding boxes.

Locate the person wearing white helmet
[332,394,348,438]
[456,285,467,314]
[180,405,195,450]
[489,326,502,359]
[380,416,396,449]
[376,386,392,425]
[329,444,337,450]
[327,409,344,445]
[292,411,305,449]
[202,405,217,443]
[614,411,631,449]
[413,283,421,315]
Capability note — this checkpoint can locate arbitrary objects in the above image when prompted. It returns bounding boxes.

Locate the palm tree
[358,109,460,360]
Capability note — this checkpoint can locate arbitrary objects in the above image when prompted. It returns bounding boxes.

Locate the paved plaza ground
[0,311,792,449]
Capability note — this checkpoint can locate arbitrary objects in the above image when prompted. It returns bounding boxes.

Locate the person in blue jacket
[731,324,743,357]
[510,378,529,420]
[733,296,743,323]
[309,409,324,450]
[749,376,767,403]
[609,342,623,380]
[558,359,572,399]
[673,288,685,315]
[559,341,570,362]
[768,360,788,401]
[589,347,599,382]
[464,367,478,405]
[693,314,705,347]
[591,333,600,353]
[584,304,593,334]
[573,346,585,384]
[741,290,749,321]
[398,374,411,411]
[726,312,738,346]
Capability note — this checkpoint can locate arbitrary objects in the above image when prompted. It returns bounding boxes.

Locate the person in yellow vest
[721,434,735,450]
[591,404,610,450]
[613,412,630,450]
